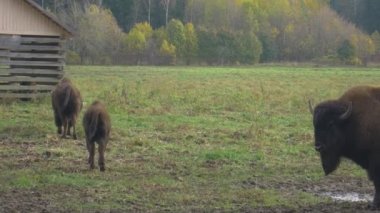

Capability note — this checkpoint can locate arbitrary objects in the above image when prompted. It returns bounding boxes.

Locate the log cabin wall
[0,0,72,99]
[0,34,64,98]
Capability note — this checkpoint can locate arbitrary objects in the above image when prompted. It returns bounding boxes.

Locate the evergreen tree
[167,19,186,58]
[337,40,356,62]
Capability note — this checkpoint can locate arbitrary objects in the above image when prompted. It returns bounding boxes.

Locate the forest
[33,0,380,65]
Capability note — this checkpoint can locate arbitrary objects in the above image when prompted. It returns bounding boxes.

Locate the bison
[310,85,380,208]
[83,101,111,172]
[51,78,82,139]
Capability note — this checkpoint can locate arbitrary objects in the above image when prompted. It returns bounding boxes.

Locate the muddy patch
[299,202,375,213]
[0,189,60,213]
[240,175,376,211]
[309,175,375,209]
[320,192,372,202]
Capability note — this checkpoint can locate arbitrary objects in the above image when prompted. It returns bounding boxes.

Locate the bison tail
[88,112,100,142]
[63,86,72,109]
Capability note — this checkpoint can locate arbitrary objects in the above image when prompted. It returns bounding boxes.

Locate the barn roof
[23,0,74,37]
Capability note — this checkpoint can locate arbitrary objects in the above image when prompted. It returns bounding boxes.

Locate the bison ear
[339,102,352,121]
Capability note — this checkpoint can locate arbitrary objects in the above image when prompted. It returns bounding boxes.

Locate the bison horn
[339,102,352,120]
[308,100,314,114]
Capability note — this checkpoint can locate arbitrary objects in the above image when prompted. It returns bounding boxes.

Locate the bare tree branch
[161,0,170,25]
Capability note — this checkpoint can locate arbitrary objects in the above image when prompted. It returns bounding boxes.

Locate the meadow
[1,65,379,212]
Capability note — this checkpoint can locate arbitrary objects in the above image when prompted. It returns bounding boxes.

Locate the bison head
[309,100,352,175]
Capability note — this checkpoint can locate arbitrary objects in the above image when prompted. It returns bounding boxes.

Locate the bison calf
[83,101,111,172]
[310,85,380,208]
[52,78,82,139]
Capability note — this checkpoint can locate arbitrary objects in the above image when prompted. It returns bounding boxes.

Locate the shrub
[66,50,81,65]
[337,40,356,63]
[167,19,186,58]
[159,40,176,65]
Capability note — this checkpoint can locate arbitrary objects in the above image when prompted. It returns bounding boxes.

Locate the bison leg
[373,181,380,209]
[98,140,106,172]
[54,112,62,134]
[57,126,62,135]
[67,121,72,136]
[61,117,68,138]
[87,140,95,170]
[368,160,380,209]
[72,116,78,140]
[72,124,77,140]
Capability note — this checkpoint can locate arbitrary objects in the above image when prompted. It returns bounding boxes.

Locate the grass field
[1,65,380,212]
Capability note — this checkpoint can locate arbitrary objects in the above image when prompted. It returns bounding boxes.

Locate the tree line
[330,0,380,34]
[34,0,380,65]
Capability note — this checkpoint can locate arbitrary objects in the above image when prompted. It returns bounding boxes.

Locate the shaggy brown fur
[51,78,82,139]
[310,85,380,208]
[83,101,111,172]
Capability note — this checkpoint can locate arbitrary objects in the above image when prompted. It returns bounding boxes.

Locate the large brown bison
[310,85,380,208]
[51,78,82,139]
[83,101,111,172]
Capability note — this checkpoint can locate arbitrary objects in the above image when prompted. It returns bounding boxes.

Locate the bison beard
[320,151,341,175]
[310,85,380,209]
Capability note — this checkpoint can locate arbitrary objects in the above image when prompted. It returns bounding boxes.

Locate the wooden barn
[0,0,73,99]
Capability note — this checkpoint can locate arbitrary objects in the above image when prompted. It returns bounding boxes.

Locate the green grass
[0,65,377,211]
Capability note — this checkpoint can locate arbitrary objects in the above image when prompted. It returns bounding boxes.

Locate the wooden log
[2,60,64,67]
[0,42,61,51]
[0,58,9,64]
[0,85,55,91]
[0,51,64,59]
[19,37,62,43]
[0,69,10,76]
[0,92,49,99]
[0,50,10,57]
[11,45,62,51]
[0,36,16,49]
[0,37,63,44]
[0,68,63,76]
[0,76,60,83]
[0,37,64,49]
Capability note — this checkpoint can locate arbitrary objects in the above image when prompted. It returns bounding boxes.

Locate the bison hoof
[100,167,105,172]
[73,135,77,140]
[90,164,95,170]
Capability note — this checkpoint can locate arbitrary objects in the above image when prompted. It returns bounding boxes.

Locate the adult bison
[51,78,82,139]
[83,101,111,172]
[310,85,380,208]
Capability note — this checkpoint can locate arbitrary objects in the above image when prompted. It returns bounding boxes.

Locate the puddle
[321,192,372,202]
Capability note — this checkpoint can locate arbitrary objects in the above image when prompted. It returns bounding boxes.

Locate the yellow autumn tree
[184,23,198,65]
[123,22,153,64]
[371,31,380,56]
[159,40,176,65]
